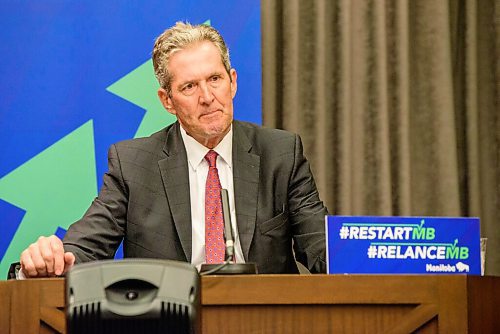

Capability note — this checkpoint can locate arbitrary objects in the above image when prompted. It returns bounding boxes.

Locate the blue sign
[326,216,481,275]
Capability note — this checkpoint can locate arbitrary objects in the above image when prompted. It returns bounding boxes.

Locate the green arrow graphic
[106,59,176,138]
[0,120,97,275]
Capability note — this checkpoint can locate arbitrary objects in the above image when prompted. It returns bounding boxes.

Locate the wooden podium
[1,275,499,333]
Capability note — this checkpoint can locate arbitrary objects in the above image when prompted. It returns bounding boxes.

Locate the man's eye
[210,75,220,82]
[182,83,195,91]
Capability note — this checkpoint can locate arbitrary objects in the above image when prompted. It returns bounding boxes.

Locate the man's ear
[230,69,237,98]
[158,88,176,115]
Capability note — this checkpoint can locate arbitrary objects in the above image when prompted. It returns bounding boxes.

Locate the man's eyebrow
[175,79,195,88]
[211,71,226,77]
[176,72,225,87]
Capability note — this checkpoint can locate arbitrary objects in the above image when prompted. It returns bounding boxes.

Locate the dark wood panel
[9,279,65,334]
[467,275,500,333]
[1,275,499,333]
[202,304,434,334]
[0,281,12,334]
[11,280,42,333]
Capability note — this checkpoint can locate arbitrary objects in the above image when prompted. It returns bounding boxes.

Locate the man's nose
[199,82,214,104]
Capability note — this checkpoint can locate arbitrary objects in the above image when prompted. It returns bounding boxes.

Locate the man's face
[158,41,237,148]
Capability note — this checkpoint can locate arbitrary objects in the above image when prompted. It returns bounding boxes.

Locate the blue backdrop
[0,1,261,276]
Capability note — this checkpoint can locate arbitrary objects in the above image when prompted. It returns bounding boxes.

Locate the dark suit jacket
[63,121,327,273]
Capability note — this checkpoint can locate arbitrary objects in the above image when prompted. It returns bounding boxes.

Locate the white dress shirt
[179,125,245,269]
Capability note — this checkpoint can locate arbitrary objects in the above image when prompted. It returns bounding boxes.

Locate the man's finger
[38,236,55,275]
[28,242,48,277]
[20,249,38,277]
[50,237,65,276]
[63,252,76,274]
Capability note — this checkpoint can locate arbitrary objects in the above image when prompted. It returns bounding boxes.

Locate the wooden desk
[1,275,499,333]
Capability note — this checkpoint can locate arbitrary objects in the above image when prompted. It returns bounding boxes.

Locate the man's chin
[203,119,231,135]
[204,127,228,138]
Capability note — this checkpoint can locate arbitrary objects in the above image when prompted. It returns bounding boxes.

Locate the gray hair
[152,22,231,94]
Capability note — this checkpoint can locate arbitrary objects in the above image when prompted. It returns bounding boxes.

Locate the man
[18,22,327,277]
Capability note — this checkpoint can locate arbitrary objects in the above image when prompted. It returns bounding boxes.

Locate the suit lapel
[232,122,260,261]
[158,122,192,261]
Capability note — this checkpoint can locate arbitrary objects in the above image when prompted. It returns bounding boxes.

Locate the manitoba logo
[455,262,470,272]
[425,262,470,273]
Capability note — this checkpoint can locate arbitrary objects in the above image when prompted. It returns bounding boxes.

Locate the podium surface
[1,274,499,333]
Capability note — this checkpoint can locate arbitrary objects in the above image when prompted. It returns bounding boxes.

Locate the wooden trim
[40,306,65,333]
[202,274,439,304]
[385,303,438,334]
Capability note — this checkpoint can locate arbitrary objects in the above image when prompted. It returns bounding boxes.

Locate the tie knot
[205,150,218,167]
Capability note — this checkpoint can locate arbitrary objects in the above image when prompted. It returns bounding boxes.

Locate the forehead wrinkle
[168,42,228,90]
[173,67,225,86]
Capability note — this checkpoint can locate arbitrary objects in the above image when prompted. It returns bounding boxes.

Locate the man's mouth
[201,109,221,117]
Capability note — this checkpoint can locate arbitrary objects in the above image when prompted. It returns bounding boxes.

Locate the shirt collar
[180,124,233,171]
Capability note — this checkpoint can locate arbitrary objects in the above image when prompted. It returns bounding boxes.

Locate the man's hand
[20,235,75,278]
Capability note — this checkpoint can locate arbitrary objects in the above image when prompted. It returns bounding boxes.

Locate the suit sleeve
[288,134,328,273]
[63,144,127,263]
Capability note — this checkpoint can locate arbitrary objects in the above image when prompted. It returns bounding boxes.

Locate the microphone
[200,189,257,275]
[220,189,235,262]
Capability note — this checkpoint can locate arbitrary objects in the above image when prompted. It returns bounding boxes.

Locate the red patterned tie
[204,150,225,263]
